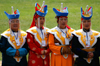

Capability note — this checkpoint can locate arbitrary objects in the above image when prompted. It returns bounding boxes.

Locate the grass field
[0,0,100,60]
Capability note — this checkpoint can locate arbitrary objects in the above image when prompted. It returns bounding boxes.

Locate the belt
[81,48,95,52]
[57,45,71,48]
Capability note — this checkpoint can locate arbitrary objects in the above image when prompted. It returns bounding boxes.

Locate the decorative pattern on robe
[27,26,51,66]
[48,26,74,66]
[72,29,100,66]
[1,29,27,62]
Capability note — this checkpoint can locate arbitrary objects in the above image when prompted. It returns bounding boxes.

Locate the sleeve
[93,37,100,58]
[18,39,29,56]
[0,36,9,54]
[18,48,28,56]
[45,33,51,55]
[48,34,62,55]
[45,47,51,55]
[27,33,44,55]
[71,35,88,58]
[6,47,16,56]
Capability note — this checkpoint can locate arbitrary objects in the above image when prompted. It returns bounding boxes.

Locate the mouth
[40,23,44,25]
[13,25,18,27]
[85,25,89,27]
[62,23,66,25]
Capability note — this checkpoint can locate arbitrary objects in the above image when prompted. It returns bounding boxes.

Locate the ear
[9,19,11,23]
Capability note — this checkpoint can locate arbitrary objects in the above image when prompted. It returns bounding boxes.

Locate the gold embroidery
[30,28,48,45]
[75,31,99,47]
[51,29,74,45]
[66,29,74,39]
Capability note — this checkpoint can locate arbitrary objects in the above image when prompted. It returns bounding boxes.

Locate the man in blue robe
[0,7,28,66]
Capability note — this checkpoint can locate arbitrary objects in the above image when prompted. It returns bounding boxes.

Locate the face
[9,19,19,32]
[58,17,68,29]
[82,19,91,30]
[35,16,45,28]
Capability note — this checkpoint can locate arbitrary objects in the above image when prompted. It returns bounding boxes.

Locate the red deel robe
[27,26,51,66]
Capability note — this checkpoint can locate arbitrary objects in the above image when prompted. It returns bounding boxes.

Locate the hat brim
[53,8,68,16]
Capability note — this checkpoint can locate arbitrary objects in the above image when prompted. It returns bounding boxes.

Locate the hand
[66,47,72,54]
[41,50,45,55]
[15,50,20,56]
[44,50,47,54]
[62,47,67,54]
[62,47,71,54]
[88,52,94,58]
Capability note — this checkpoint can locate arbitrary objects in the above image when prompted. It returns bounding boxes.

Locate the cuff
[18,48,28,56]
[61,47,63,55]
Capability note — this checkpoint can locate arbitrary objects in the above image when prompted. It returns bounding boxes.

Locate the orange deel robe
[48,27,74,66]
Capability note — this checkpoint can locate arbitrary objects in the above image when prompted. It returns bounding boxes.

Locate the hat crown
[83,5,91,17]
[53,3,68,16]
[81,5,93,20]
[4,6,20,19]
[39,1,45,13]
[35,1,48,17]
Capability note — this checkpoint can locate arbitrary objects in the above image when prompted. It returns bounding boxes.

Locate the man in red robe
[26,1,50,66]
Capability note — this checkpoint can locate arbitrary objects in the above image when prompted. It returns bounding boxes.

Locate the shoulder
[68,28,75,33]
[26,26,37,33]
[1,29,10,38]
[20,30,27,36]
[92,30,100,36]
[72,29,82,36]
[48,26,58,34]
[44,27,50,32]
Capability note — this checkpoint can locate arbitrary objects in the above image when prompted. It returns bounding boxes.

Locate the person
[26,1,50,66]
[0,6,29,66]
[72,5,100,66]
[48,3,74,66]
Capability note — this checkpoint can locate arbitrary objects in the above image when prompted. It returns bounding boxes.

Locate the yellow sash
[82,48,95,63]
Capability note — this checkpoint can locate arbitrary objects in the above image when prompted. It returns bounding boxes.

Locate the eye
[83,21,86,23]
[64,18,67,21]
[16,20,19,23]
[88,20,90,22]
[43,18,45,20]
[40,18,42,20]
[60,18,63,20]
[11,20,15,23]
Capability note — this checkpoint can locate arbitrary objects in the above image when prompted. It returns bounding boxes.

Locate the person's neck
[83,28,90,32]
[40,27,43,29]
[36,26,43,29]
[11,29,18,32]
[58,26,66,29]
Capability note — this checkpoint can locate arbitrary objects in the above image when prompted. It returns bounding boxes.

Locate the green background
[0,0,100,60]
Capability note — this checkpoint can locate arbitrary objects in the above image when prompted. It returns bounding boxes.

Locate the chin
[14,28,18,30]
[85,28,90,30]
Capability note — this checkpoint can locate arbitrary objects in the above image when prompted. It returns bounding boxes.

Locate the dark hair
[34,12,37,16]
[55,16,60,23]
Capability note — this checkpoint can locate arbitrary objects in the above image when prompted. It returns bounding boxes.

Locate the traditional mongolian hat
[53,3,70,29]
[4,6,20,19]
[30,1,48,28]
[53,3,68,17]
[80,5,93,29]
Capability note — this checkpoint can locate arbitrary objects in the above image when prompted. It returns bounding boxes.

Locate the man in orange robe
[48,3,74,66]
